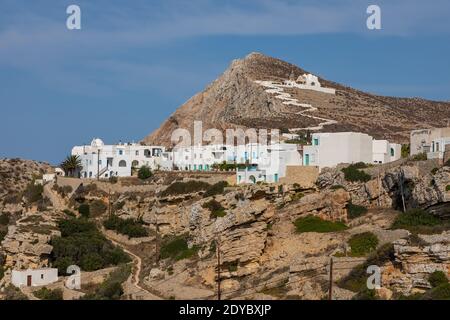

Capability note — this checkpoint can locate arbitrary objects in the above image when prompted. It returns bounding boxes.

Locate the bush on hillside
[348,232,379,257]
[391,209,441,233]
[342,164,371,183]
[293,215,348,233]
[429,271,449,288]
[23,183,43,204]
[347,202,368,219]
[160,236,199,261]
[159,180,211,197]
[103,215,148,238]
[137,166,152,180]
[411,153,427,161]
[203,181,229,198]
[338,243,394,293]
[202,199,226,218]
[0,213,10,225]
[77,204,90,218]
[82,265,131,300]
[51,218,130,274]
[33,287,63,300]
[90,200,108,217]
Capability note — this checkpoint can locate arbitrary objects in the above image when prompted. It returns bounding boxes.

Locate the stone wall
[280,166,319,188]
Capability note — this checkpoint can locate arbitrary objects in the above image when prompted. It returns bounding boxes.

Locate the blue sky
[1,0,450,164]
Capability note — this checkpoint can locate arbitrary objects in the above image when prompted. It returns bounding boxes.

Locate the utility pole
[154,204,160,264]
[399,167,406,213]
[328,258,333,301]
[108,188,112,217]
[216,237,222,301]
[97,148,101,181]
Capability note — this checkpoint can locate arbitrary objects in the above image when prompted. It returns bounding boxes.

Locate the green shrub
[33,287,63,300]
[446,185,450,192]
[3,285,28,300]
[82,265,130,300]
[347,203,368,219]
[202,199,226,218]
[391,209,441,233]
[159,180,211,197]
[401,144,410,158]
[90,200,107,217]
[160,236,199,261]
[0,228,8,242]
[331,185,345,190]
[63,209,76,217]
[203,181,229,198]
[429,271,449,288]
[103,215,148,238]
[0,265,4,281]
[431,167,439,175]
[411,153,427,161]
[293,215,348,233]
[421,283,450,300]
[342,164,371,183]
[77,204,90,218]
[0,213,10,225]
[23,183,43,203]
[51,218,130,274]
[348,232,379,257]
[138,166,152,180]
[338,243,394,293]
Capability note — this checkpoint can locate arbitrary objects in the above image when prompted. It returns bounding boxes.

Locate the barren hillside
[143,52,450,146]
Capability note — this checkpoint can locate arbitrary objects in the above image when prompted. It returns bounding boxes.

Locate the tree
[60,155,82,177]
[137,165,152,180]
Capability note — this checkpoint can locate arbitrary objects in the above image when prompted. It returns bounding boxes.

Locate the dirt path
[100,228,161,300]
[255,80,338,131]
[43,182,66,211]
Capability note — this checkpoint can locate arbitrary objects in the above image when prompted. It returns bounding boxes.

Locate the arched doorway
[249,175,256,184]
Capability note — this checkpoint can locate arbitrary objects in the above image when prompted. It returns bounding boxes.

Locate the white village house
[302,132,401,170]
[410,127,450,162]
[72,131,401,183]
[71,139,169,178]
[11,268,58,288]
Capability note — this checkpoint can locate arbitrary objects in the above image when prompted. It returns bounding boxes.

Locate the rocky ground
[0,158,449,300]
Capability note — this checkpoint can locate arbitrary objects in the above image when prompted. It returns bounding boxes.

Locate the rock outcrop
[381,231,450,295]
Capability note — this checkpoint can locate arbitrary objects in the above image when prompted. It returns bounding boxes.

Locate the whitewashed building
[410,127,450,159]
[426,136,450,161]
[170,143,302,184]
[72,138,168,179]
[11,268,58,288]
[303,132,401,170]
[236,143,302,184]
[372,140,401,164]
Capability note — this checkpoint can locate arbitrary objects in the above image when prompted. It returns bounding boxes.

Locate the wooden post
[154,207,160,264]
[328,258,333,300]
[399,167,407,213]
[216,237,221,301]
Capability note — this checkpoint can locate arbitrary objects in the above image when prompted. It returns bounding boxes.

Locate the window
[118,150,123,155]
[41,274,44,280]
[119,160,127,167]
[313,138,319,146]
[135,150,139,156]
[390,148,395,157]
[98,160,102,165]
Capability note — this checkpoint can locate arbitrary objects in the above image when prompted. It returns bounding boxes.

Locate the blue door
[305,154,310,165]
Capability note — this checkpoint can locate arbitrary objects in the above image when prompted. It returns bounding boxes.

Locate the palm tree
[60,155,82,177]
